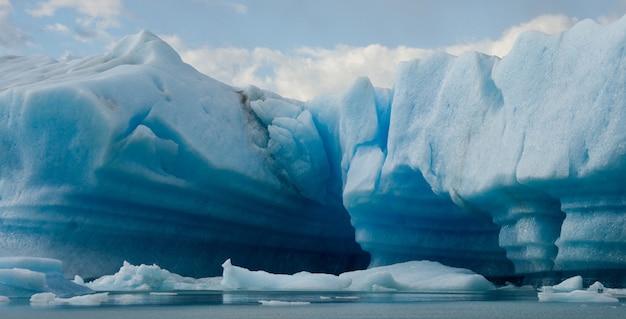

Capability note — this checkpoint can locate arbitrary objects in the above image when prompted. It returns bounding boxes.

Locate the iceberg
[30,292,109,306]
[328,16,626,283]
[0,257,92,298]
[221,259,352,291]
[84,261,222,291]
[538,276,620,303]
[221,258,494,292]
[307,77,513,278]
[0,30,368,279]
[82,259,495,293]
[1,15,626,286]
[339,260,495,292]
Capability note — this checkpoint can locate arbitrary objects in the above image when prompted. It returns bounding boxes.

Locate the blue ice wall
[0,31,368,278]
[2,16,626,282]
[336,17,626,277]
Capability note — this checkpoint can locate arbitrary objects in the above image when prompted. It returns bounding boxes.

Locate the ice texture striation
[0,30,367,279]
[0,257,92,298]
[326,16,626,281]
[1,16,626,284]
[307,77,512,277]
[381,17,626,277]
[221,258,495,292]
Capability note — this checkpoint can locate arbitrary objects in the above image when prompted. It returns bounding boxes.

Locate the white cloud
[27,0,122,18]
[225,2,247,14]
[0,0,30,50]
[193,0,247,14]
[44,22,70,33]
[444,14,579,57]
[163,34,431,100]
[28,0,121,42]
[162,14,584,101]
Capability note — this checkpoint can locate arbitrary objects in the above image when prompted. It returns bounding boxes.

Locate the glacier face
[339,16,626,279]
[0,30,368,278]
[1,16,626,284]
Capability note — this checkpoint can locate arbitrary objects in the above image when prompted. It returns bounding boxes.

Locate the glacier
[0,30,368,279]
[1,15,626,288]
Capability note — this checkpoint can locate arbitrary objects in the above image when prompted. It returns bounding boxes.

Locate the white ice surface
[30,292,109,306]
[538,290,619,303]
[85,261,222,291]
[538,276,620,303]
[340,261,495,292]
[259,300,311,306]
[221,259,351,291]
[83,259,496,293]
[539,276,583,293]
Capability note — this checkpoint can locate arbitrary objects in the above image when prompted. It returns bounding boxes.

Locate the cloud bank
[0,0,29,50]
[164,14,585,101]
[28,0,122,42]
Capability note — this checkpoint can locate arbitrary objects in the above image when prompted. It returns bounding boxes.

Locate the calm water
[1,290,625,319]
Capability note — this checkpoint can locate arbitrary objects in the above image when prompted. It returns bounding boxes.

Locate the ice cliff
[0,30,368,278]
[1,16,626,285]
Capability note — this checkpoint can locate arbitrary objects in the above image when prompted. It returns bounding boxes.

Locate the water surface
[1,290,624,319]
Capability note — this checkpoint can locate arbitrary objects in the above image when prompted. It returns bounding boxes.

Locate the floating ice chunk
[605,288,626,297]
[0,268,47,291]
[73,275,85,286]
[538,290,618,303]
[346,271,400,292]
[150,292,178,296]
[221,259,493,292]
[29,292,57,306]
[0,257,92,298]
[221,259,351,291]
[112,294,144,305]
[0,295,9,303]
[538,277,619,303]
[539,276,583,293]
[85,261,222,291]
[340,260,496,292]
[259,300,311,306]
[587,281,606,293]
[59,293,110,306]
[30,292,109,306]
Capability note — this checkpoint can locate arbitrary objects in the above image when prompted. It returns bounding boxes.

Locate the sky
[1,0,626,100]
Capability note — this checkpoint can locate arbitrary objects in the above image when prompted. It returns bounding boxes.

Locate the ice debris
[538,276,620,303]
[0,257,93,298]
[30,292,109,306]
